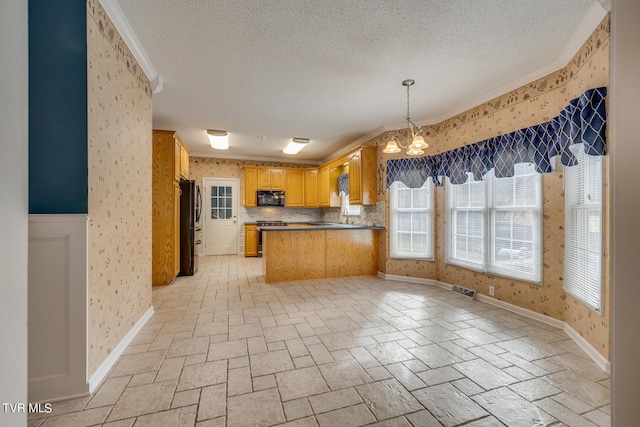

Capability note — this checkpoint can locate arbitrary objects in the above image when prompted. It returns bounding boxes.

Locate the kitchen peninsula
[259,223,384,283]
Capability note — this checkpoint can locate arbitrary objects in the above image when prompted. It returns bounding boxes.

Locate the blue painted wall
[29,0,88,214]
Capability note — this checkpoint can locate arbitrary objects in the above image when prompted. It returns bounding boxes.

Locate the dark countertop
[257,223,384,231]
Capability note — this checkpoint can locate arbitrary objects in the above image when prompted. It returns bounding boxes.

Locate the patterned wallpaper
[376,16,611,359]
[86,0,153,375]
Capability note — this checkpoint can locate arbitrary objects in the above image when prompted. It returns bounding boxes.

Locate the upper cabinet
[173,133,189,181]
[285,169,304,207]
[304,169,318,207]
[318,165,330,207]
[348,146,377,205]
[242,145,376,209]
[244,167,257,207]
[257,168,284,190]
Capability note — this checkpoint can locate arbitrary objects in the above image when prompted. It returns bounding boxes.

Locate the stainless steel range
[256,220,286,257]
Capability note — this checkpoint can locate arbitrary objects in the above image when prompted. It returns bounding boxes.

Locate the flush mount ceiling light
[207,130,229,150]
[283,137,310,155]
[383,79,428,156]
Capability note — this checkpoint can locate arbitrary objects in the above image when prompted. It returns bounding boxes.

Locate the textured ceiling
[115,0,604,163]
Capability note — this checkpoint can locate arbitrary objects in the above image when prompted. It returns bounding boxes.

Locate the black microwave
[257,190,285,207]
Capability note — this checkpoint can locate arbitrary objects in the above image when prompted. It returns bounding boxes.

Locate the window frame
[445,166,543,284]
[563,151,603,313]
[389,179,435,260]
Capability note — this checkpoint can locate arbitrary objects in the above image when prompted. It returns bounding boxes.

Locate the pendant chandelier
[383,79,428,156]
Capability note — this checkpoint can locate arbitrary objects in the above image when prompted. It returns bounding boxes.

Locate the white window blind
[564,148,602,312]
[445,173,485,270]
[390,180,434,260]
[488,163,542,282]
[445,165,542,283]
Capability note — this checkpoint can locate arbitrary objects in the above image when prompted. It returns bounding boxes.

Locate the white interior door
[203,178,239,255]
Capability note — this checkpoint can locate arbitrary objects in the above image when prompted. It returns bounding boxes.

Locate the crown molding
[98,0,162,94]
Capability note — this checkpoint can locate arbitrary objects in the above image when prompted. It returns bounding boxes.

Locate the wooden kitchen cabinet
[285,169,305,207]
[257,168,284,190]
[152,129,183,286]
[244,167,257,207]
[172,133,189,181]
[349,145,377,205]
[245,224,258,257]
[304,169,318,207]
[179,141,189,179]
[318,165,330,207]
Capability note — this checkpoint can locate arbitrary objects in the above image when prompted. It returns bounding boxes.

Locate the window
[390,180,434,259]
[341,195,361,216]
[564,150,602,312]
[446,164,542,283]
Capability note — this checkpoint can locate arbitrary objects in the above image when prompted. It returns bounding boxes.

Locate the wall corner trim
[378,272,610,373]
[88,306,154,393]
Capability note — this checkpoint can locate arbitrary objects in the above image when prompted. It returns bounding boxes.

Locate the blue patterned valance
[387,87,607,188]
[338,173,349,195]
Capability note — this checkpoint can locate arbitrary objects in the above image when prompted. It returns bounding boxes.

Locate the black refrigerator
[179,180,201,276]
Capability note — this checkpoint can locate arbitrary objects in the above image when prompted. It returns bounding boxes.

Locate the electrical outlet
[489,286,495,296]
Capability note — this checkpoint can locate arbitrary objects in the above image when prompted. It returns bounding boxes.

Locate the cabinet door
[174,138,181,181]
[244,167,257,207]
[348,150,362,204]
[257,168,271,190]
[304,169,318,207]
[245,225,258,256]
[270,168,284,190]
[360,145,377,205]
[318,166,329,207]
[285,169,304,207]
[180,144,189,179]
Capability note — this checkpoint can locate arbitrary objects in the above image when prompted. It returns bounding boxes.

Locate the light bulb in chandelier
[409,135,428,150]
[382,139,401,154]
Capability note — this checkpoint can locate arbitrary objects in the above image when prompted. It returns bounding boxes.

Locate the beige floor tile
[545,370,611,407]
[227,389,286,427]
[39,406,111,427]
[134,405,197,427]
[107,380,176,421]
[276,366,330,401]
[177,361,227,391]
[207,338,248,361]
[283,398,314,421]
[166,337,210,358]
[413,383,489,427]
[356,379,423,420]
[453,358,518,390]
[263,324,300,342]
[198,384,226,421]
[318,359,372,390]
[85,376,130,409]
[250,349,295,377]
[308,388,361,414]
[472,387,557,426]
[109,350,166,377]
[315,403,376,427]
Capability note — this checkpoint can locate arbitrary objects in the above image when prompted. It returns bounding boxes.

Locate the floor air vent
[451,285,477,300]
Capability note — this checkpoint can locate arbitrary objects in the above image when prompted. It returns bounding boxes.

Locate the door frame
[202,177,240,255]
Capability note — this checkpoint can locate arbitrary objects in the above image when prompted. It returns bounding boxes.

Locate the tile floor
[29,255,611,426]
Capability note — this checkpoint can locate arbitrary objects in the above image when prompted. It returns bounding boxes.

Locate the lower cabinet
[245,224,258,257]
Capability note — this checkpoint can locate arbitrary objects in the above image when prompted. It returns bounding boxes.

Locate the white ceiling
[113,0,606,163]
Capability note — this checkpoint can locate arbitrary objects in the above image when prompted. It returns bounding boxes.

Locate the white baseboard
[88,306,154,392]
[378,272,610,373]
[563,323,611,373]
